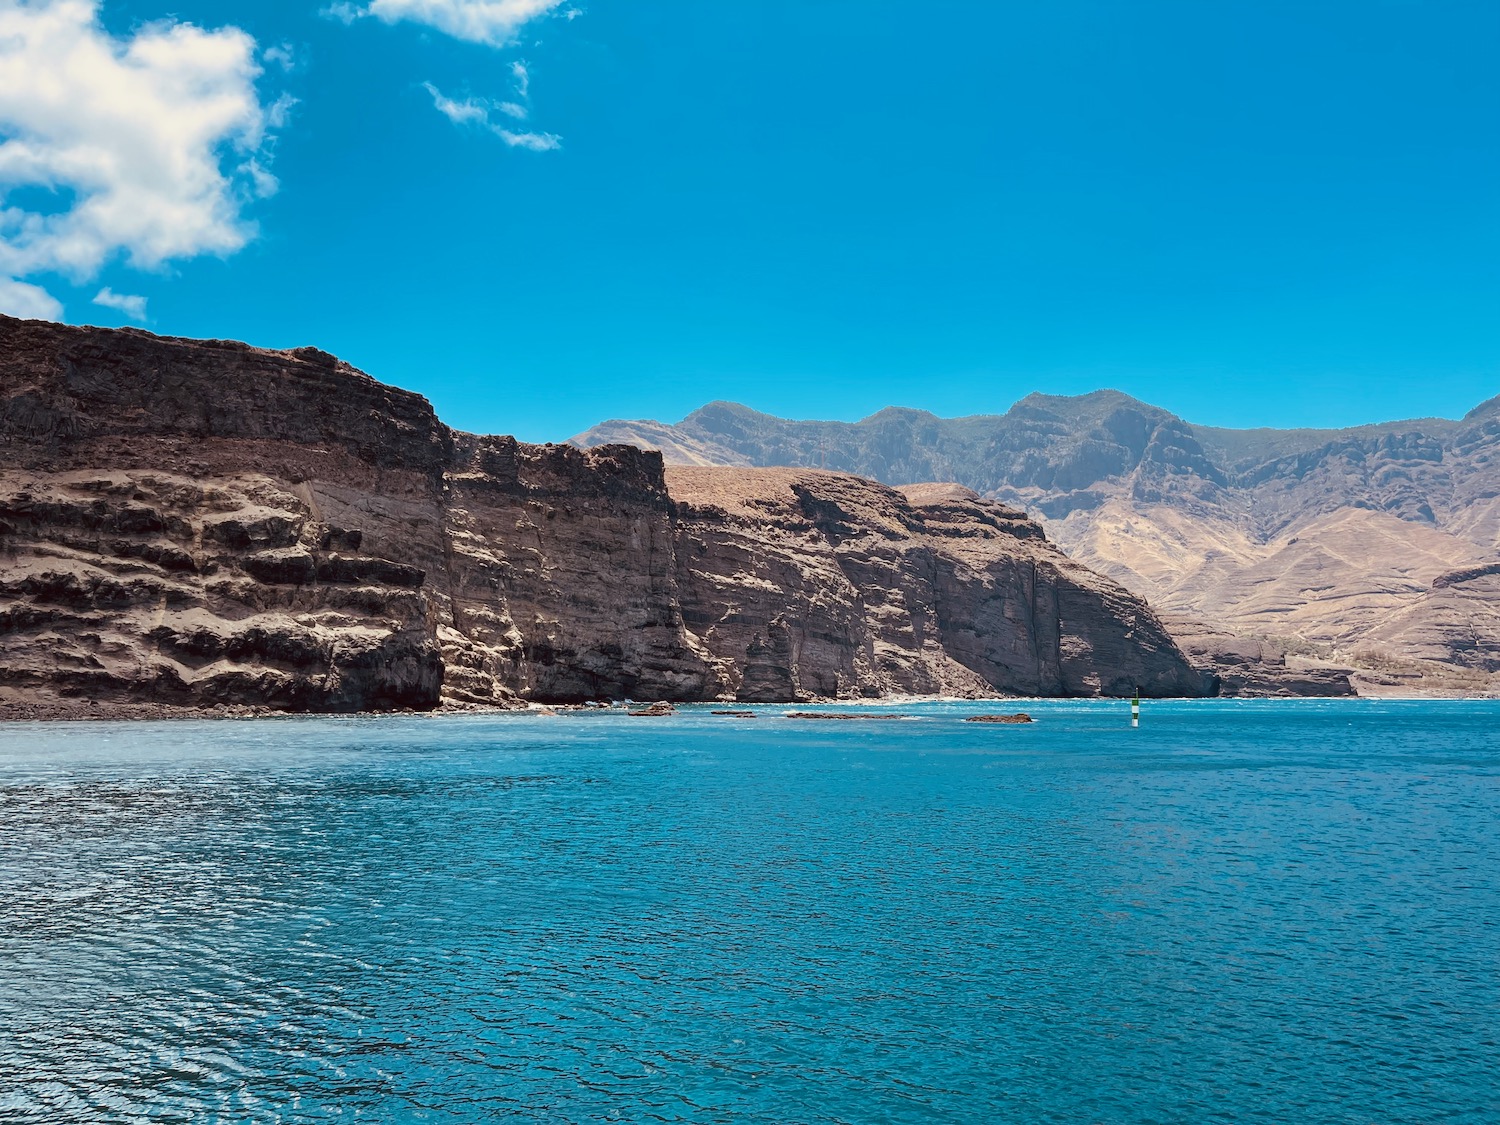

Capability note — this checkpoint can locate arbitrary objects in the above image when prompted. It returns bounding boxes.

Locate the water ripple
[1,701,1497,1123]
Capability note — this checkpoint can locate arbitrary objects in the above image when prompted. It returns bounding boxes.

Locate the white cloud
[423,82,488,125]
[263,42,297,72]
[0,0,282,315]
[493,127,559,151]
[320,3,361,25]
[422,81,560,150]
[0,276,62,320]
[362,0,565,46]
[92,286,146,321]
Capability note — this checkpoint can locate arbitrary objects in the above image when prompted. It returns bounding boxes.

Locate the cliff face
[0,320,450,713]
[0,316,1207,713]
[670,471,1202,700]
[573,395,1500,687]
[436,435,717,704]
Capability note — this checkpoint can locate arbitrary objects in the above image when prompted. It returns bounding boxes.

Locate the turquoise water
[1,700,1497,1124]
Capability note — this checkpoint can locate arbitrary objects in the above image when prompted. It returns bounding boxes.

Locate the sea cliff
[0,316,1208,714]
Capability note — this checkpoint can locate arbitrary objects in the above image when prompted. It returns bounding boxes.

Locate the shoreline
[3,690,1496,724]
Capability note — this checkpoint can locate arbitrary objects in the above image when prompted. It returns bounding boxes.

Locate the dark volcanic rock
[0,315,1210,714]
[784,712,908,721]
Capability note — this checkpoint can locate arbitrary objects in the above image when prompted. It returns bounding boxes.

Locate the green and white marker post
[1131,688,1140,728]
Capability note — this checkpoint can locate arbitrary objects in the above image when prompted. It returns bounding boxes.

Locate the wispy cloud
[92,287,148,321]
[320,3,361,26]
[337,2,571,148]
[424,83,489,126]
[421,82,560,150]
[263,42,299,72]
[495,127,561,151]
[0,0,285,321]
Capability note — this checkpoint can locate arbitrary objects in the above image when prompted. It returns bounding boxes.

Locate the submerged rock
[784,712,909,721]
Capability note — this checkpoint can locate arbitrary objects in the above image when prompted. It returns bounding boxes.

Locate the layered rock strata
[0,315,1207,714]
[669,472,1202,699]
[1163,616,1356,697]
[575,393,1500,685]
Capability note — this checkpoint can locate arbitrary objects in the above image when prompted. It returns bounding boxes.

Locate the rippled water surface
[2,700,1497,1123]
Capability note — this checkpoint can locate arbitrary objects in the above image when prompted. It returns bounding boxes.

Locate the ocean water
[1,700,1497,1125]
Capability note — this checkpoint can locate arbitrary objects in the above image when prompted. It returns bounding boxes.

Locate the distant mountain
[573,392,1500,688]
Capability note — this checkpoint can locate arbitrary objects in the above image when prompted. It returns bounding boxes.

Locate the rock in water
[784,712,909,721]
[0,315,1209,716]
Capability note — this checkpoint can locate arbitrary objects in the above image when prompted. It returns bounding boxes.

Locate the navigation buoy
[1131,688,1140,728]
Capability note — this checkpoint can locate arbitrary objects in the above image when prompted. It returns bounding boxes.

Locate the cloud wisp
[330,0,571,150]
[0,0,284,320]
[423,76,560,151]
[92,286,147,321]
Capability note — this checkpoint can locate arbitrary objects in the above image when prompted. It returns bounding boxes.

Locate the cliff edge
[0,316,1208,714]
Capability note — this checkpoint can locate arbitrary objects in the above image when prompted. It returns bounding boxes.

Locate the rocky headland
[0,316,1209,717]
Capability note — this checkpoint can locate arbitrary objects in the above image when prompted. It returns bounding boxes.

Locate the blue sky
[1,1,1496,441]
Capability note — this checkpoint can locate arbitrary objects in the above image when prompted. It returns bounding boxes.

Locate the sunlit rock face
[575,391,1500,688]
[668,469,1205,701]
[0,315,1206,715]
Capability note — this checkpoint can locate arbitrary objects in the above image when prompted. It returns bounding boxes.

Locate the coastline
[5,688,1495,724]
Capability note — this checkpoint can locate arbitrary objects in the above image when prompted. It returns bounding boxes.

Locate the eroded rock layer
[575,393,1500,687]
[0,316,1206,713]
[670,471,1202,700]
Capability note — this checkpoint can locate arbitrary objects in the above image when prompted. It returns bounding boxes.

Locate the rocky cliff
[669,472,1200,700]
[575,393,1500,691]
[0,316,1207,715]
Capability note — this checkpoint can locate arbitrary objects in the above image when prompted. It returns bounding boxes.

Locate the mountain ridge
[573,392,1500,687]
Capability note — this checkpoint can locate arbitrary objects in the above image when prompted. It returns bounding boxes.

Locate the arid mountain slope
[574,393,1500,678]
[0,316,1207,715]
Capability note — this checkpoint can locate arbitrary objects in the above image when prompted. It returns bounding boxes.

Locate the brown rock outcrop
[0,320,447,714]
[1163,616,1356,697]
[669,469,1205,700]
[436,435,716,705]
[0,315,1209,714]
